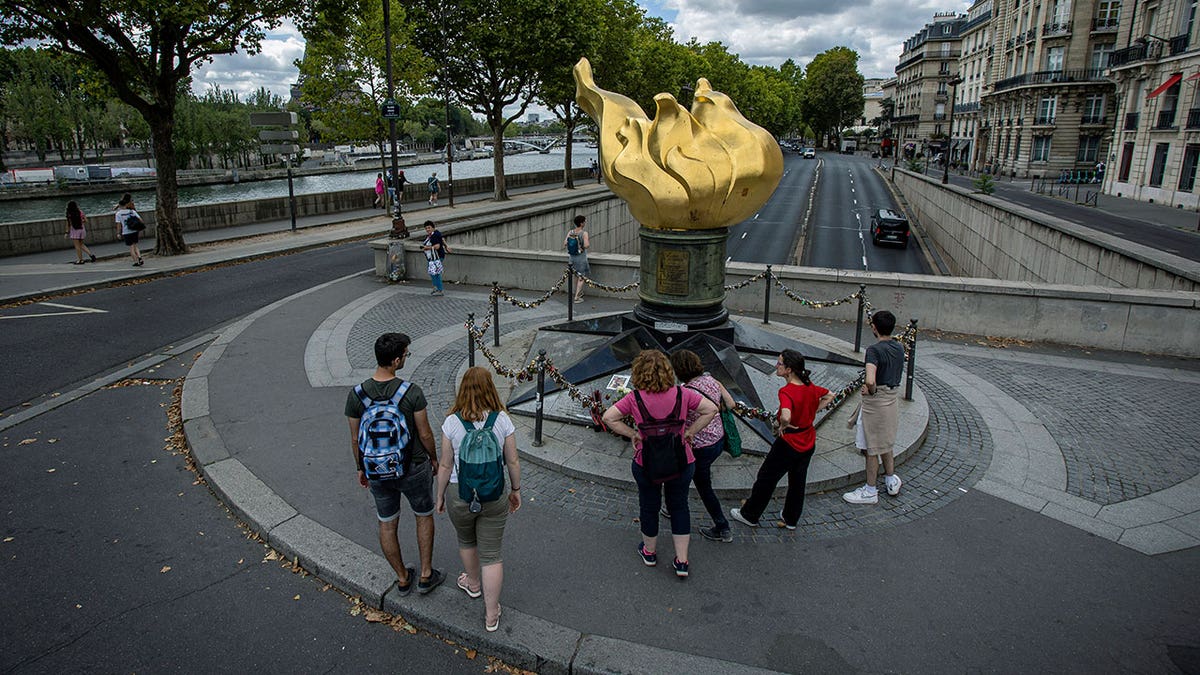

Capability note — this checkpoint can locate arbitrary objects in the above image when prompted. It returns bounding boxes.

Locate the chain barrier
[494,269,571,309]
[574,271,640,293]
[769,271,863,309]
[722,269,769,290]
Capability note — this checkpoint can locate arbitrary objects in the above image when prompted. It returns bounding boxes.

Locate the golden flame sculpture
[574,57,783,231]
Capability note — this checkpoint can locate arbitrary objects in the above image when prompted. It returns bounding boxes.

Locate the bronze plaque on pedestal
[657,249,690,296]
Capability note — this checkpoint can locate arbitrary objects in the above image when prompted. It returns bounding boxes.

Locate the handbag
[685,383,742,458]
[125,213,146,232]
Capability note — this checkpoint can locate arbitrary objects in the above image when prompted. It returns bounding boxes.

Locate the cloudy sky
[191,0,972,101]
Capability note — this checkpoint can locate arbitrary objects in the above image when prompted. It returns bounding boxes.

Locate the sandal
[485,605,502,632]
[457,572,482,599]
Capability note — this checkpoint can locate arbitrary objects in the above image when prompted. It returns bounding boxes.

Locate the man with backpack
[345,332,445,595]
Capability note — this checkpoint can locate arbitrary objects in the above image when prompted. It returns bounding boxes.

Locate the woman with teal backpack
[435,367,521,632]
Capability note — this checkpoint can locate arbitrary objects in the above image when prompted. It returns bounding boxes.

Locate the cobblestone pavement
[940,353,1200,505]
[347,293,492,369]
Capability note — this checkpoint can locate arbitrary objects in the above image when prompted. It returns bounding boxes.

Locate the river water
[3,145,599,224]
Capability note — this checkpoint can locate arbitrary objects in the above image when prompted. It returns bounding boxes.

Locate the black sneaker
[700,526,733,543]
[673,558,689,579]
[417,568,445,594]
[637,542,657,566]
[395,565,416,596]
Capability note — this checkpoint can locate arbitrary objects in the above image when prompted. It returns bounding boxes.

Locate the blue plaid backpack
[354,381,413,480]
[456,412,505,509]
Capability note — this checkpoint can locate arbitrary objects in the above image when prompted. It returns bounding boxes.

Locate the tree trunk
[150,117,188,256]
[491,125,508,201]
[563,115,576,189]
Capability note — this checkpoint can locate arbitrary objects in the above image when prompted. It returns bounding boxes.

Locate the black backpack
[633,388,689,484]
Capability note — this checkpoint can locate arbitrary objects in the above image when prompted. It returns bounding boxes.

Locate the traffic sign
[249,111,298,126]
[381,98,402,119]
[260,143,301,155]
[258,129,299,141]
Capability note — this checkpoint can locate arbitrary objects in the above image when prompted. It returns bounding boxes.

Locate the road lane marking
[0,302,109,320]
[753,213,760,219]
[862,255,868,267]
[741,232,748,239]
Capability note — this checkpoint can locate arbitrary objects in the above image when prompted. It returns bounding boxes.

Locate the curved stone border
[921,345,1200,555]
[180,275,786,675]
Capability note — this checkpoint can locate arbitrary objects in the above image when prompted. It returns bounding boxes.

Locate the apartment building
[860,78,888,127]
[955,0,995,169]
[979,0,1117,178]
[894,13,967,159]
[1106,0,1200,207]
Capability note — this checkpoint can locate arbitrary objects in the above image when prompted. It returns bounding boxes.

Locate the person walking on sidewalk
[345,333,446,597]
[730,350,833,530]
[670,349,736,543]
[601,350,717,579]
[374,173,386,208]
[421,220,447,296]
[434,367,522,633]
[114,194,144,267]
[427,172,440,205]
[564,214,590,303]
[65,201,96,265]
[843,310,906,504]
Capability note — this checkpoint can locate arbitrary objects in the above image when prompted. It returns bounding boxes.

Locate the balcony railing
[1006,38,1015,49]
[1124,111,1139,130]
[1170,34,1190,55]
[991,68,1109,92]
[1156,109,1178,129]
[1080,114,1107,125]
[933,113,948,120]
[1034,115,1057,125]
[1109,41,1163,68]
[1187,108,1200,129]
[1092,16,1119,31]
[935,91,948,100]
[933,50,961,59]
[893,114,920,123]
[955,102,981,113]
[1043,21,1072,36]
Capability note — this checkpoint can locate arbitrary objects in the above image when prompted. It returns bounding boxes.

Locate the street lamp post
[942,74,964,185]
[382,0,402,217]
[445,86,455,207]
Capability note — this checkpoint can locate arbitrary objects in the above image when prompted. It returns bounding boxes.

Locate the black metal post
[286,156,297,231]
[467,312,475,367]
[904,318,918,401]
[444,78,455,207]
[763,264,772,324]
[854,284,866,352]
[532,349,546,447]
[567,264,575,322]
[382,0,401,218]
[492,282,500,347]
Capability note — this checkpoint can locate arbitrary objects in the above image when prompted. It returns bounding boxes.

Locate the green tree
[410,0,569,200]
[0,0,299,255]
[800,46,864,147]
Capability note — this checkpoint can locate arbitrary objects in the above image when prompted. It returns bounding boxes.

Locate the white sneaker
[729,507,759,527]
[843,485,879,504]
[885,474,902,496]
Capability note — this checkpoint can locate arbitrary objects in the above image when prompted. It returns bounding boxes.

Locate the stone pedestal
[632,225,728,329]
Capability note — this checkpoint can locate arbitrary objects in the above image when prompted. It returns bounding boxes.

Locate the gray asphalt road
[726,153,815,264]
[0,349,487,674]
[803,152,931,274]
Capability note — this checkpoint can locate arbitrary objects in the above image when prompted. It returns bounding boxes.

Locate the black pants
[740,437,814,526]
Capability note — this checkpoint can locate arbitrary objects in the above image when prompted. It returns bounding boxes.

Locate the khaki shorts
[446,488,509,566]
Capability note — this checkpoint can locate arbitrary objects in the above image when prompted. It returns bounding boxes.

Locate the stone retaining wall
[0,168,590,257]
[894,169,1200,292]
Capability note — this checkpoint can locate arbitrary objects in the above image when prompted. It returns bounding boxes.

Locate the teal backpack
[456,412,505,508]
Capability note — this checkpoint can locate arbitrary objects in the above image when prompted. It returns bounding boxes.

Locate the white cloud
[662,0,972,78]
[191,20,305,102]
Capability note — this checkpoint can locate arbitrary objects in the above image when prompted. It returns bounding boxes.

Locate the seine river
[3,145,599,224]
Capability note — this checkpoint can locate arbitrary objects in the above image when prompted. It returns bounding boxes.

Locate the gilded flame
[574,58,783,230]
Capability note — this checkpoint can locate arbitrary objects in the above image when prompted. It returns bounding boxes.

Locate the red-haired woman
[435,367,521,633]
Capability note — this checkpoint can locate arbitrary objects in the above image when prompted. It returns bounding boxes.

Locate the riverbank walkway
[2,179,1199,673]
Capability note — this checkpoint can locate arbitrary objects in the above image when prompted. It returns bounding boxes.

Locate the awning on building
[1148,73,1183,98]
[1186,72,1200,82]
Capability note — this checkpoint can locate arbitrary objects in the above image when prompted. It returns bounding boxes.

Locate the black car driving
[870,209,910,248]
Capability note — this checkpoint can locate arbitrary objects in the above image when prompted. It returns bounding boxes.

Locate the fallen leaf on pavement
[19,439,36,445]
[364,608,387,623]
[160,566,171,573]
[293,595,301,601]
[3,537,13,543]
[465,649,477,660]
[46,468,55,473]
[47,439,57,444]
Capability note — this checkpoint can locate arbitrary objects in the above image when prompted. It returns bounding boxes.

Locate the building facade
[1106,0,1200,207]
[978,0,1117,178]
[894,13,968,159]
[956,0,995,169]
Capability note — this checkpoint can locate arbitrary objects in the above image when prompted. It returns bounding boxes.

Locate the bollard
[567,264,575,322]
[904,318,918,401]
[532,349,547,447]
[763,264,772,324]
[492,282,500,348]
[854,284,866,352]
[467,312,476,368]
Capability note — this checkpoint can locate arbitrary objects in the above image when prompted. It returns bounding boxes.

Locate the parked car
[802,147,816,159]
[870,209,910,248]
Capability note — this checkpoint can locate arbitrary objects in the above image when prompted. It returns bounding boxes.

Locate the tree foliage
[0,0,298,255]
[800,46,864,146]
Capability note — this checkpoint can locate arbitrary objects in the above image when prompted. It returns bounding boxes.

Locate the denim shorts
[368,460,434,521]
